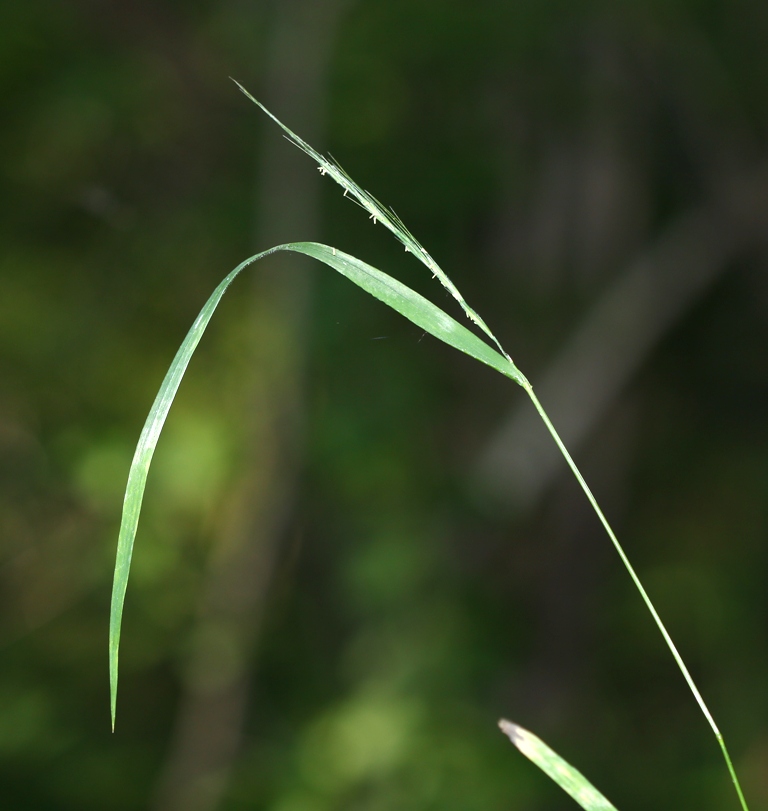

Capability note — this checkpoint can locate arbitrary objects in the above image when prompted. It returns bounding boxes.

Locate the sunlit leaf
[109,241,527,729]
[499,719,619,811]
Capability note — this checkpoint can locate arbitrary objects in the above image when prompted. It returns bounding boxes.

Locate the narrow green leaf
[296,242,527,386]
[108,245,281,730]
[109,241,526,729]
[499,720,619,811]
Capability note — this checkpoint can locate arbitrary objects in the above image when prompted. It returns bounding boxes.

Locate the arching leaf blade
[110,241,525,730]
[108,246,280,731]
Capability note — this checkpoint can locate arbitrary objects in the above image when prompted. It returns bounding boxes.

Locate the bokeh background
[2,1,768,809]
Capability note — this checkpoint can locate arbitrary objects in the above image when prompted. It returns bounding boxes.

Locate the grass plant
[108,83,751,810]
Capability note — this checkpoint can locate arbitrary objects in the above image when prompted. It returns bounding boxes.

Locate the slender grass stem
[524,383,750,811]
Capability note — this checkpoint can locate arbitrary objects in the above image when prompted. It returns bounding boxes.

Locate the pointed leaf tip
[498,718,521,742]
[498,719,619,811]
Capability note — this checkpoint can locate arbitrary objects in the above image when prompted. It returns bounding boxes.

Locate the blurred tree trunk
[473,162,768,513]
[150,2,349,809]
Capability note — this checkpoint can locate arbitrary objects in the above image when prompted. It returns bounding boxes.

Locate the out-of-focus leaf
[499,719,619,811]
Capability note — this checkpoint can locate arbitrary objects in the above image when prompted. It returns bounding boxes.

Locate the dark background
[2,1,767,809]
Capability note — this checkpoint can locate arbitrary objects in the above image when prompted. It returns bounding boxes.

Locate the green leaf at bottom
[499,719,619,811]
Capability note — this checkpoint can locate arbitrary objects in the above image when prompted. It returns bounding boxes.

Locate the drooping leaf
[499,719,619,811]
[109,241,526,729]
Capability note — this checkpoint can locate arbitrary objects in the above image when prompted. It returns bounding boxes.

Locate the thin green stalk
[525,383,749,811]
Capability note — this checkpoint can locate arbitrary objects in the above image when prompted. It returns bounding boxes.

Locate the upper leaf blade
[109,242,526,729]
[108,246,279,730]
[292,242,526,386]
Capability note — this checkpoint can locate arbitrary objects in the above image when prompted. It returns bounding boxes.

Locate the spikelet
[232,80,511,363]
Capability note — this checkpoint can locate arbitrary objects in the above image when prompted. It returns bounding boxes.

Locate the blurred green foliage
[1,1,768,810]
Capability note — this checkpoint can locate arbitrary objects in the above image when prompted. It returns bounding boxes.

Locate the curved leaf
[109,242,526,729]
